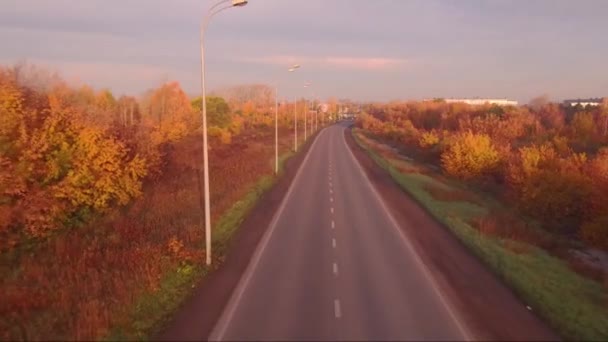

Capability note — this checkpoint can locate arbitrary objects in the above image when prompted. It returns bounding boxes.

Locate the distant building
[563,98,604,107]
[442,98,519,106]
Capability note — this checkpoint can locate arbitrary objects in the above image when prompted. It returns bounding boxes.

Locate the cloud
[236,55,409,71]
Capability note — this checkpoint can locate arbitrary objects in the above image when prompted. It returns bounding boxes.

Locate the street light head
[232,0,248,7]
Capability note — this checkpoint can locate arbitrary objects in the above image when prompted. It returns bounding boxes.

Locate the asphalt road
[209,123,471,341]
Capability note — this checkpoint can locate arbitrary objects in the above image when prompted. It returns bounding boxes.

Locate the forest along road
[209,122,470,341]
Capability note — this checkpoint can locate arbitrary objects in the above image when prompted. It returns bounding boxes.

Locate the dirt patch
[155,132,321,341]
[345,127,558,341]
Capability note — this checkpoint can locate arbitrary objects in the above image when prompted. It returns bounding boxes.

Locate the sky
[1,0,607,103]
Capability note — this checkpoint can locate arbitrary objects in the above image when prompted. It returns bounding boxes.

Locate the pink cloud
[236,55,408,71]
[323,57,406,70]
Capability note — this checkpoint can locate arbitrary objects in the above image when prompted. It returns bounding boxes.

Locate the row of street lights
[200,0,322,265]
[274,73,321,174]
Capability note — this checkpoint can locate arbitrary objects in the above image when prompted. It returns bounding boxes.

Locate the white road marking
[209,128,328,341]
[329,188,333,194]
[341,129,473,341]
[331,220,335,229]
[333,262,339,275]
[330,207,334,214]
[332,238,336,248]
[330,197,334,202]
[329,181,333,188]
[334,299,342,318]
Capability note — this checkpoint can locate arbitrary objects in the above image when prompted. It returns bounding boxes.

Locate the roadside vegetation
[0,63,315,340]
[353,97,608,340]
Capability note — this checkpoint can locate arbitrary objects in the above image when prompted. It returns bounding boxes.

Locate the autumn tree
[528,94,550,112]
[144,82,195,143]
[441,131,501,180]
[0,67,149,247]
[570,111,597,149]
[116,96,140,127]
[600,97,608,137]
[191,96,231,128]
[507,144,592,232]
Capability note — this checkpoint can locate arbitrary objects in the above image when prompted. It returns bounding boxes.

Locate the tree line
[0,64,291,251]
[356,98,608,249]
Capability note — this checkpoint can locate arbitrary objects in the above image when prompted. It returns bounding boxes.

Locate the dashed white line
[330,197,334,202]
[334,299,342,318]
[332,238,336,248]
[331,220,335,229]
[329,181,333,188]
[330,207,334,214]
[333,262,339,275]
[329,188,333,194]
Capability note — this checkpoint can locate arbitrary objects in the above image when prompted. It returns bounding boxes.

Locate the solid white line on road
[332,238,336,248]
[330,207,334,214]
[333,262,339,275]
[331,220,335,229]
[334,299,342,318]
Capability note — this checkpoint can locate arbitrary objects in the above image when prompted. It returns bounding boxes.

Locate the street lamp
[200,0,248,266]
[304,83,311,141]
[274,64,300,174]
[287,66,301,153]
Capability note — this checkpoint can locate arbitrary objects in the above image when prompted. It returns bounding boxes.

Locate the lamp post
[200,0,248,266]
[304,82,311,141]
[288,66,301,152]
[294,95,298,152]
[274,64,300,174]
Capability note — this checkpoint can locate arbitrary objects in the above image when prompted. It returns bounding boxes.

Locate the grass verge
[106,149,297,340]
[352,128,608,341]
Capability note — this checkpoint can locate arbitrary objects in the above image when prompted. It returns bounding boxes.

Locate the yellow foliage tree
[441,131,500,180]
[419,131,440,148]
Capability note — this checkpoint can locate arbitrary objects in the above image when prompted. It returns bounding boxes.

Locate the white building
[443,98,519,106]
[563,98,604,107]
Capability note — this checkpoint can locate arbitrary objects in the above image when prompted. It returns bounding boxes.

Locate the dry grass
[472,212,555,250]
[424,184,485,206]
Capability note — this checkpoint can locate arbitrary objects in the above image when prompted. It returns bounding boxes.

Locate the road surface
[209,123,470,341]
